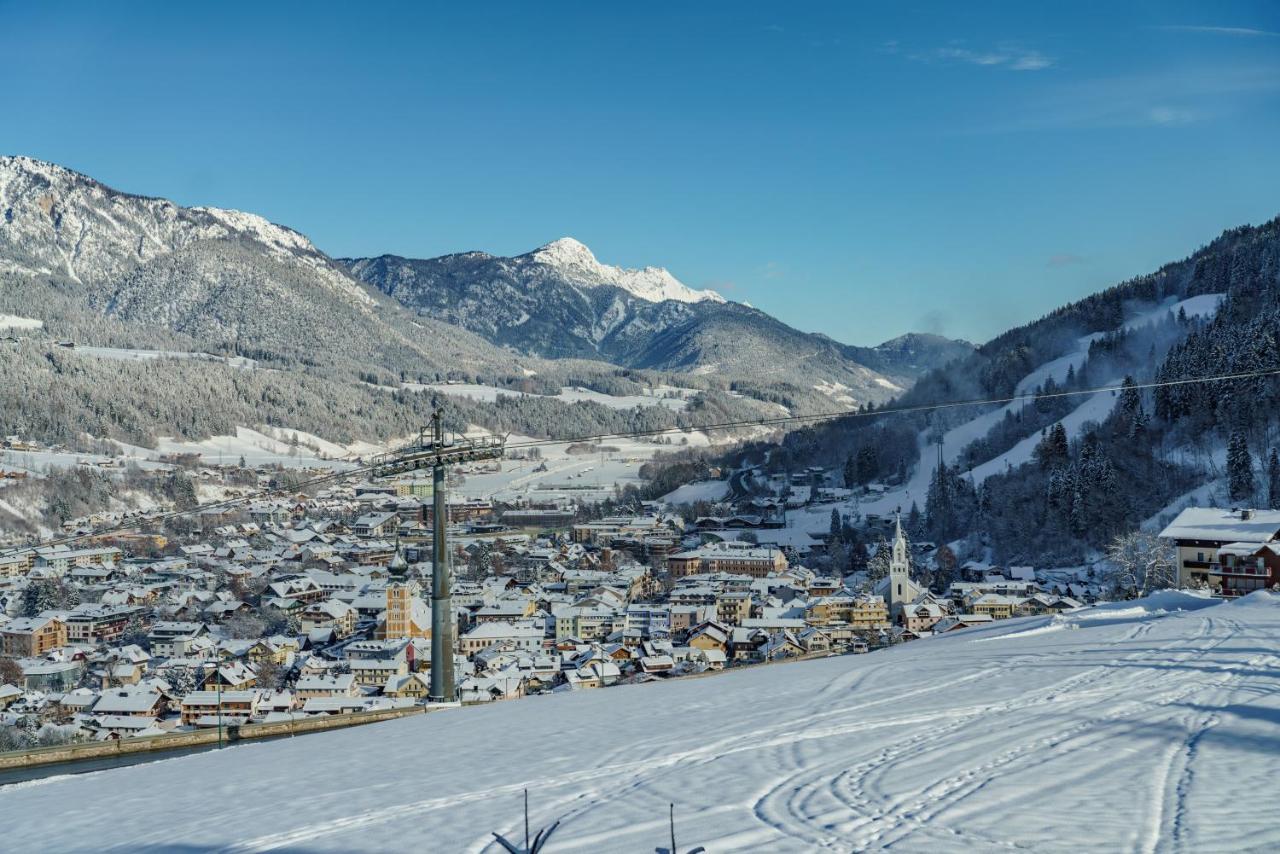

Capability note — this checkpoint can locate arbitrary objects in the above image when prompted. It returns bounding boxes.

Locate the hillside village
[0,451,1115,750]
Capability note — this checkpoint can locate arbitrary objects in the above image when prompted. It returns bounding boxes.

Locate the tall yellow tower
[385,580,419,640]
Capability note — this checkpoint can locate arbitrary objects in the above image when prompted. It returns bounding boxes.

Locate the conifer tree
[1227,432,1255,503]
[1268,449,1280,511]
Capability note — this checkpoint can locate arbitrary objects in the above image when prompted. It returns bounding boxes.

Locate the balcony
[1210,562,1269,578]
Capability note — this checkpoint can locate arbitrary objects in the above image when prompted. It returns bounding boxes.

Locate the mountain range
[343,242,970,391]
[0,155,970,420]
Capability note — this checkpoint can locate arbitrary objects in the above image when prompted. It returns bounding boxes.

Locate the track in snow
[4,591,1280,853]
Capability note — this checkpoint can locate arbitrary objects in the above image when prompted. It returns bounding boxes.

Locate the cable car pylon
[372,408,504,702]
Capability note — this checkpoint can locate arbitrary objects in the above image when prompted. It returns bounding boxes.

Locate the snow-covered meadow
[5,590,1279,852]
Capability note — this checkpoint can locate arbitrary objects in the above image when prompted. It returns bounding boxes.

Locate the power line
[6,365,1279,554]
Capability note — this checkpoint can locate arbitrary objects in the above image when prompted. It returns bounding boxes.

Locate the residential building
[1159,507,1280,591]
[1,614,68,657]
[666,542,788,579]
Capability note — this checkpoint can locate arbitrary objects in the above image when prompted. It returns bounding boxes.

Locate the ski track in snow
[6,592,1280,852]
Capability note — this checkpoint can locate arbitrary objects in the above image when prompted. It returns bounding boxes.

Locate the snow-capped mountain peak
[0,154,373,306]
[522,236,725,304]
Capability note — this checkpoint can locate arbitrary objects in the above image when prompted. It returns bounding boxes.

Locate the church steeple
[891,512,909,574]
[887,511,914,619]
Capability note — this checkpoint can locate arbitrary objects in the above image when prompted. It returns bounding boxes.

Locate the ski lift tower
[372,410,504,702]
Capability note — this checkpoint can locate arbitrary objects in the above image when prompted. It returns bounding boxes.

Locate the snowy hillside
[857,294,1224,518]
[0,156,369,305]
[6,590,1279,852]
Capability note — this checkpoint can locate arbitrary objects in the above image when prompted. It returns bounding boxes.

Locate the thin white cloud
[1146,105,1199,126]
[909,43,1055,72]
[1157,25,1279,37]
[953,65,1280,133]
[1010,52,1054,71]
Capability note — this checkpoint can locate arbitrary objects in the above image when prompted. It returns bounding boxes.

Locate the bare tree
[0,658,25,686]
[1104,531,1177,598]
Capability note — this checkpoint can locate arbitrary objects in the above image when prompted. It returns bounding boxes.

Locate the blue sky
[2,1,1278,345]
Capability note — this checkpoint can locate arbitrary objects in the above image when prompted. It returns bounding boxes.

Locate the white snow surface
[524,237,725,304]
[413,382,689,412]
[661,479,731,504]
[0,314,42,330]
[74,346,257,370]
[6,590,1279,852]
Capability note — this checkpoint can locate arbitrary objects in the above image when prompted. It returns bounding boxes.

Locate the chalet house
[147,622,208,657]
[0,684,25,710]
[90,715,163,739]
[1159,507,1280,594]
[299,600,358,638]
[207,662,259,691]
[932,613,996,633]
[687,621,730,653]
[353,512,397,538]
[638,654,675,675]
[903,600,947,633]
[562,660,620,690]
[267,576,327,605]
[180,690,259,726]
[295,673,358,699]
[690,647,727,670]
[91,686,168,719]
[383,671,431,699]
[758,630,805,661]
[729,627,771,661]
[458,674,524,703]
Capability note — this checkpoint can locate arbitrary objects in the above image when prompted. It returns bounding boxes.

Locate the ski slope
[6,590,1280,852]
[859,294,1223,516]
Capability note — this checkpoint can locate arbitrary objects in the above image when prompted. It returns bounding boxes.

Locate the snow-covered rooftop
[1158,507,1280,543]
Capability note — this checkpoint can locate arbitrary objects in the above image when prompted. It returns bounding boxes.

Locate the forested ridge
[739,216,1280,565]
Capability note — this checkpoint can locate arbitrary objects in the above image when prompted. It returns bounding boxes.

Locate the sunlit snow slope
[5,590,1279,853]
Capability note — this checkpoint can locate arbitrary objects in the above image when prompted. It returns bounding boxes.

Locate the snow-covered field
[0,313,42,330]
[414,382,690,412]
[7,590,1279,852]
[661,479,731,504]
[451,432,709,503]
[126,428,366,470]
[74,346,257,370]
